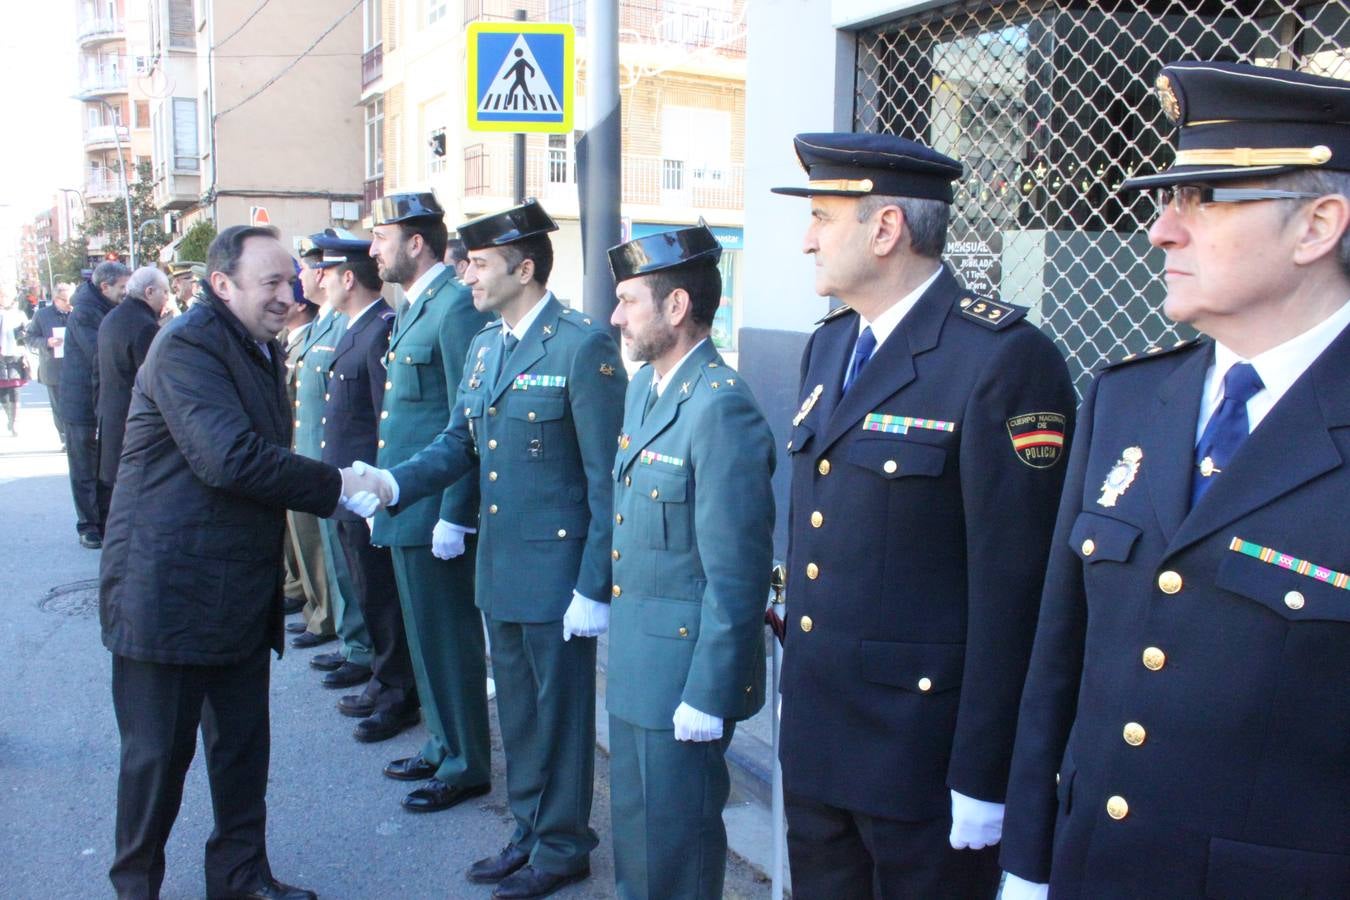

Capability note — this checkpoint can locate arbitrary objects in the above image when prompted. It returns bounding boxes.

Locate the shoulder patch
[1097,337,1202,372]
[380,309,396,321]
[957,294,1024,330]
[815,304,855,326]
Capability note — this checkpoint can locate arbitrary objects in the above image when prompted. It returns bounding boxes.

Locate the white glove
[561,591,610,641]
[949,790,1004,849]
[432,520,469,560]
[1000,873,1049,900]
[673,702,724,742]
[353,459,400,505]
[345,491,382,518]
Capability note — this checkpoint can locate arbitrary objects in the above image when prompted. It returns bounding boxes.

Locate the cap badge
[1098,446,1143,508]
[1155,75,1181,123]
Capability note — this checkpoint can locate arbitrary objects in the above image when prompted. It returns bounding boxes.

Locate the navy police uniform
[773,133,1076,898]
[1001,62,1350,899]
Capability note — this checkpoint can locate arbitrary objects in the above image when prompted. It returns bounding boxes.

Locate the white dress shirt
[652,337,709,398]
[852,267,943,350]
[404,262,447,309]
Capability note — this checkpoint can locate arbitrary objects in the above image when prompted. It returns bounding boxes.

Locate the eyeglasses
[1155,184,1324,216]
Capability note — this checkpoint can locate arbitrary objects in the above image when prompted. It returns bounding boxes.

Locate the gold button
[488,471,498,481]
[378,439,386,448]
[557,529,567,538]
[818,459,831,476]
[338,374,345,381]
[1284,590,1305,610]
[800,615,814,632]
[883,459,898,474]
[528,411,537,422]
[1142,647,1166,670]
[385,380,392,389]
[1123,722,1146,746]
[806,562,819,580]
[488,406,497,416]
[489,504,498,514]
[294,400,301,408]
[745,684,753,693]
[294,419,301,427]
[650,488,660,499]
[810,511,823,528]
[678,626,688,637]
[321,417,327,425]
[624,475,631,487]
[1106,795,1129,820]
[611,549,620,561]
[319,440,326,448]
[380,410,389,419]
[1081,539,1096,557]
[1157,570,1182,594]
[488,439,498,450]
[917,677,933,692]
[387,352,394,361]
[615,513,623,525]
[612,584,622,598]
[405,355,412,363]
[325,393,332,401]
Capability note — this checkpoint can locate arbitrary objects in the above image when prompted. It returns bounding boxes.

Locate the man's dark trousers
[336,520,417,710]
[65,423,101,537]
[109,645,273,900]
[46,383,65,444]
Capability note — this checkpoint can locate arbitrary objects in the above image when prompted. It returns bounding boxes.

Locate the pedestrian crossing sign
[467,22,575,134]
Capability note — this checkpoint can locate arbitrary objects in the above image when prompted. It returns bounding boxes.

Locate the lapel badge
[599,363,615,377]
[793,384,825,427]
[543,325,553,336]
[680,381,691,395]
[468,376,481,389]
[477,346,489,359]
[1198,456,1220,478]
[1097,446,1143,508]
[619,433,631,450]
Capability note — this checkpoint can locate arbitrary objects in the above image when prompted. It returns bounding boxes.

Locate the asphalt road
[0,383,773,899]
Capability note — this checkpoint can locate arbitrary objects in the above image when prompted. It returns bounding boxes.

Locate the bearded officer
[1001,62,1350,900]
[605,223,774,899]
[346,199,626,898]
[365,192,495,809]
[771,133,1076,898]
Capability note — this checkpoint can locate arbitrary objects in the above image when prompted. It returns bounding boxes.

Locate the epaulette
[557,306,598,329]
[1097,337,1203,372]
[474,317,505,337]
[957,294,1024,330]
[702,358,743,391]
[815,304,855,326]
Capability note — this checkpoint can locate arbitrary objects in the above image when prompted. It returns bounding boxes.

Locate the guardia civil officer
[364,192,495,811]
[317,236,421,742]
[605,224,774,899]
[1000,62,1350,900]
[347,200,627,898]
[771,133,1076,898]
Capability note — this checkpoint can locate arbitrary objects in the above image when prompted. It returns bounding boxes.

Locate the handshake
[338,460,398,517]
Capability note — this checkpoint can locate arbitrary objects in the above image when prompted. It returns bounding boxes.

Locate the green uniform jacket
[293,310,346,459]
[391,294,627,621]
[371,268,493,546]
[607,341,774,730]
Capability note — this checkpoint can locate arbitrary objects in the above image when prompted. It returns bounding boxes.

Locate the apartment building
[367,0,748,350]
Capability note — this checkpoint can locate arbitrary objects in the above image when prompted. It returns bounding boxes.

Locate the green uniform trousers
[319,516,371,666]
[390,542,490,787]
[488,617,598,875]
[286,509,334,636]
[608,716,735,900]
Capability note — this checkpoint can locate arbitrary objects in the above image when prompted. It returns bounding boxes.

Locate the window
[365,99,384,179]
[428,128,446,175]
[363,0,382,50]
[661,106,731,190]
[168,0,194,50]
[428,0,446,25]
[172,98,199,171]
[548,134,568,184]
[134,101,149,129]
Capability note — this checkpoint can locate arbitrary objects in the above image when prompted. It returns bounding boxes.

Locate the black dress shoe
[285,621,306,635]
[337,690,377,718]
[384,755,436,781]
[290,631,336,649]
[236,876,317,900]
[322,662,372,689]
[402,779,490,812]
[310,651,345,672]
[492,864,589,899]
[467,844,530,884]
[353,705,420,743]
[283,595,305,615]
[79,533,102,550]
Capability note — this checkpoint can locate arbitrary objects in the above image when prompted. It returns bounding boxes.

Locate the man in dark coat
[25,282,71,445]
[100,225,360,900]
[63,261,129,548]
[771,133,1075,898]
[96,266,170,496]
[1000,62,1350,900]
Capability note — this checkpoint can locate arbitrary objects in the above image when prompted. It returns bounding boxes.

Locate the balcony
[363,176,386,218]
[463,1,745,56]
[84,123,130,150]
[86,170,126,202]
[79,59,129,97]
[77,14,124,46]
[463,144,743,211]
[362,44,383,89]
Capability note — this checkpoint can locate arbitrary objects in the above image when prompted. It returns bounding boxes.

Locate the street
[0,383,772,899]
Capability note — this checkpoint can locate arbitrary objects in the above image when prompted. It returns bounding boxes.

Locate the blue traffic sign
[467,22,575,133]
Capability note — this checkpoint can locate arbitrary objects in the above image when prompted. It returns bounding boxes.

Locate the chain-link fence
[854,0,1350,392]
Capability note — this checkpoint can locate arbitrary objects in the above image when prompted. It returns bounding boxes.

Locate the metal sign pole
[512,9,527,204]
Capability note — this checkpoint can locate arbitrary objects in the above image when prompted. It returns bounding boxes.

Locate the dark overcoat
[24,303,68,386]
[60,280,113,426]
[96,295,160,483]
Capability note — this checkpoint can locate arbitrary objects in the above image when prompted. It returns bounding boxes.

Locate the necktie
[842,326,877,394]
[493,333,520,386]
[1191,362,1264,507]
[642,385,659,424]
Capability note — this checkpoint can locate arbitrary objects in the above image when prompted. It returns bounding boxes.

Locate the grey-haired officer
[1001,61,1350,900]
[772,133,1075,898]
[347,200,626,898]
[605,224,775,899]
[365,192,496,809]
